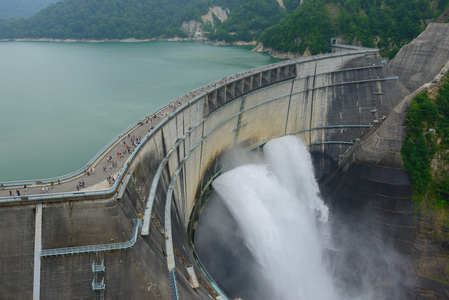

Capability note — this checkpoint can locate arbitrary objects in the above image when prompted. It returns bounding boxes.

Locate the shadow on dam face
[193,137,415,300]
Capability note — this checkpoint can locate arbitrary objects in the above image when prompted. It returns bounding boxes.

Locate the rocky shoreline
[0,37,258,46]
[0,37,303,60]
[0,37,198,43]
[251,41,305,59]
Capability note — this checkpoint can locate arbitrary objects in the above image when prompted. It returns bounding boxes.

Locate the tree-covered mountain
[256,0,449,57]
[0,0,60,19]
[212,0,449,57]
[0,0,300,40]
[0,0,206,39]
[0,0,448,57]
[400,72,449,250]
[205,0,301,42]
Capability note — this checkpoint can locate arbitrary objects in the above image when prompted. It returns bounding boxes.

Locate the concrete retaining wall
[389,23,449,92]
[0,49,413,299]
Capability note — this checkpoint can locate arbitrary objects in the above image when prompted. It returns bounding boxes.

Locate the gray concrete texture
[123,49,414,299]
[389,23,449,92]
[3,23,449,298]
[2,49,406,299]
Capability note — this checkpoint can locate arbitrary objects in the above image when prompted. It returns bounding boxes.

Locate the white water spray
[212,136,338,300]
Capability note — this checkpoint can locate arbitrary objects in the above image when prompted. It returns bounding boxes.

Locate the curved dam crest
[2,24,449,299]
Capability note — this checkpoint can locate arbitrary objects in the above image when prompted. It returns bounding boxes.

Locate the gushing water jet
[197,136,339,299]
[195,136,409,300]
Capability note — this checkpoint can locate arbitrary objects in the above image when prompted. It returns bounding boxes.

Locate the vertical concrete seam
[160,128,172,178]
[183,166,187,228]
[33,203,43,300]
[198,119,205,199]
[284,78,296,135]
[309,62,318,144]
[233,97,246,145]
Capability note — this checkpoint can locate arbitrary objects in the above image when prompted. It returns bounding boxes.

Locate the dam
[2,23,449,299]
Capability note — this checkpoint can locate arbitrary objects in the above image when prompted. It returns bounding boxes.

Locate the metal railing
[92,278,105,291]
[191,244,230,300]
[92,260,105,273]
[0,48,381,204]
[142,64,380,236]
[168,269,179,300]
[0,46,377,191]
[40,219,141,257]
[1,46,382,300]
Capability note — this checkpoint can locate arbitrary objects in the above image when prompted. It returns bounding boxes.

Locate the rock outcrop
[252,42,301,59]
[180,20,203,38]
[181,6,230,38]
[276,0,286,9]
[389,23,449,92]
[201,6,230,25]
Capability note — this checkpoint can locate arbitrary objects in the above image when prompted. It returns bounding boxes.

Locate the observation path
[0,43,375,203]
[0,68,268,200]
[0,98,177,198]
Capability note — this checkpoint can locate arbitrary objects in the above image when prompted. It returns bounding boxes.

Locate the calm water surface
[0,41,280,181]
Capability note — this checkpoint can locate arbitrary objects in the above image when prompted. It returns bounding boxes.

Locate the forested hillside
[205,0,301,42]
[256,0,449,57]
[0,0,60,19]
[0,0,448,57]
[401,73,449,249]
[402,74,449,200]
[0,0,254,39]
[0,0,206,39]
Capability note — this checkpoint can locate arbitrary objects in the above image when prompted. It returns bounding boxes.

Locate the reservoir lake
[0,41,281,182]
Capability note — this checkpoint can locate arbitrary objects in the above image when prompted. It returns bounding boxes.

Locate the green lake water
[0,41,280,182]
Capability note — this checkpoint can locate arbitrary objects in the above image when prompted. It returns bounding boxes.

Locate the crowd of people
[106,175,116,186]
[76,179,85,191]
[2,64,282,198]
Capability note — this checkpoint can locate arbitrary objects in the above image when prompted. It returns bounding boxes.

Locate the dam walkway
[0,67,277,201]
[40,219,141,257]
[0,44,377,203]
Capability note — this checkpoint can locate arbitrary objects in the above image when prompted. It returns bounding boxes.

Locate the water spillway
[197,136,337,300]
[0,43,424,299]
[195,136,413,300]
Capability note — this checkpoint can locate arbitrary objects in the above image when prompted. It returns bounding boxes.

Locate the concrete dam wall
[0,48,414,299]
